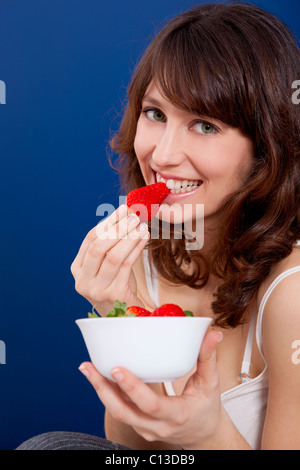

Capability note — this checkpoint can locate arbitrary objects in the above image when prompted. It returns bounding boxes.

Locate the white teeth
[156,172,202,193]
[166,179,175,189]
[181,180,188,189]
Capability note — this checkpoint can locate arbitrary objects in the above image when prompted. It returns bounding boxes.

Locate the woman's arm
[260,272,300,450]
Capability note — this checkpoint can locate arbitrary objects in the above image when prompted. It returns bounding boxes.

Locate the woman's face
[134,82,254,228]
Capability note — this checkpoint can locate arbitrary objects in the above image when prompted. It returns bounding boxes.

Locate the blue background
[0,0,299,450]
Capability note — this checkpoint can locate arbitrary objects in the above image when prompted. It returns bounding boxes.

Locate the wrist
[184,406,252,450]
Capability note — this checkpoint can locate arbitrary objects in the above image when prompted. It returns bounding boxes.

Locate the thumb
[193,330,223,389]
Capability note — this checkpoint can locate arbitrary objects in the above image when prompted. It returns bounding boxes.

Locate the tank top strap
[143,249,160,308]
[241,265,300,381]
[255,265,300,361]
[239,306,256,382]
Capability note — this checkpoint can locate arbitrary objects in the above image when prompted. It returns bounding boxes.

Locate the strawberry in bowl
[76,300,211,383]
[150,303,194,317]
[87,300,193,318]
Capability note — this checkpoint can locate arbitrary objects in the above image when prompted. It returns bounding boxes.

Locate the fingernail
[127,214,139,224]
[139,222,149,231]
[79,364,90,378]
[138,223,150,238]
[217,331,223,342]
[141,230,150,240]
[111,368,124,382]
[118,204,128,217]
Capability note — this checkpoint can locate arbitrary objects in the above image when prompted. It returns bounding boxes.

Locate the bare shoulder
[257,244,300,305]
[256,245,300,448]
[257,243,300,376]
[257,244,300,327]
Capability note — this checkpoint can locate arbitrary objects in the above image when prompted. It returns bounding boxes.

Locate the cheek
[205,159,251,191]
[205,139,254,184]
[188,139,234,181]
[195,155,229,181]
[133,120,151,163]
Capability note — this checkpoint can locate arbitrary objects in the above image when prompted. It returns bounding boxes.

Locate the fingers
[84,361,162,417]
[183,330,223,398]
[78,362,157,427]
[195,330,223,386]
[109,367,185,421]
[80,213,144,280]
[94,224,150,287]
[110,367,163,417]
[114,235,150,287]
[71,204,129,273]
[71,204,150,292]
[70,202,151,315]
[79,362,181,422]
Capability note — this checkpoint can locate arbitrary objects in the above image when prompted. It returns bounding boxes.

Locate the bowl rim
[75,316,212,324]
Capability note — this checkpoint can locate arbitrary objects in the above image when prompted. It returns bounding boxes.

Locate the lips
[154,170,203,196]
[162,181,203,203]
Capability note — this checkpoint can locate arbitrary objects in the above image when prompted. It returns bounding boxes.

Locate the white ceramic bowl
[76,316,212,383]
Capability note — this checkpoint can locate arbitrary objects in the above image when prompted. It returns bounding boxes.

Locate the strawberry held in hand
[126,182,170,223]
[151,303,194,317]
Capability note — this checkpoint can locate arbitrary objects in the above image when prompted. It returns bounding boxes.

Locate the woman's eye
[143,108,166,122]
[193,122,217,135]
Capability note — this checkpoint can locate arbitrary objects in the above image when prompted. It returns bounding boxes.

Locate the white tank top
[142,247,300,450]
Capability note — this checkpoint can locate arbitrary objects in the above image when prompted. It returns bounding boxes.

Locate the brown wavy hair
[109,2,300,328]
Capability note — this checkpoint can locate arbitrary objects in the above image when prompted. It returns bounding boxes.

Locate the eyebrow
[142,93,225,130]
[142,94,163,107]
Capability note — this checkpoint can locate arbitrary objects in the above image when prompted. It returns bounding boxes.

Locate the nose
[152,124,186,167]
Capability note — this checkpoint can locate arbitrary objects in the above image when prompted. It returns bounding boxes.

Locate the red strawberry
[106,300,152,317]
[104,300,193,319]
[125,305,152,317]
[150,303,194,317]
[126,182,170,223]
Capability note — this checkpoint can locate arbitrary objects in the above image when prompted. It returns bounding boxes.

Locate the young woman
[18,2,300,450]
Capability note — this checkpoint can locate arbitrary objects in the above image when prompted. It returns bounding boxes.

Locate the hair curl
[109,2,300,328]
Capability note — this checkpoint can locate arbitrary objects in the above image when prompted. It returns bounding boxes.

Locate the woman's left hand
[79,330,223,450]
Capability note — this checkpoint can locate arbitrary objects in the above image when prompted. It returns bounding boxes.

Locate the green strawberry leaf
[184,310,194,317]
[107,300,128,317]
[107,310,117,317]
[88,311,97,318]
[88,306,101,318]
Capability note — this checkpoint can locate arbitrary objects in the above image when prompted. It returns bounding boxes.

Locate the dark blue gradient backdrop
[0,0,299,450]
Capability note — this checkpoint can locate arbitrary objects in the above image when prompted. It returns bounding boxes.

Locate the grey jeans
[16,431,132,450]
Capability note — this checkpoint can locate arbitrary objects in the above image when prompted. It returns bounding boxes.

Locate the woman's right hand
[70,204,150,316]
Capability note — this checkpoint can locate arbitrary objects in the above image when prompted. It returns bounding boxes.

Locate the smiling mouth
[155,172,203,194]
